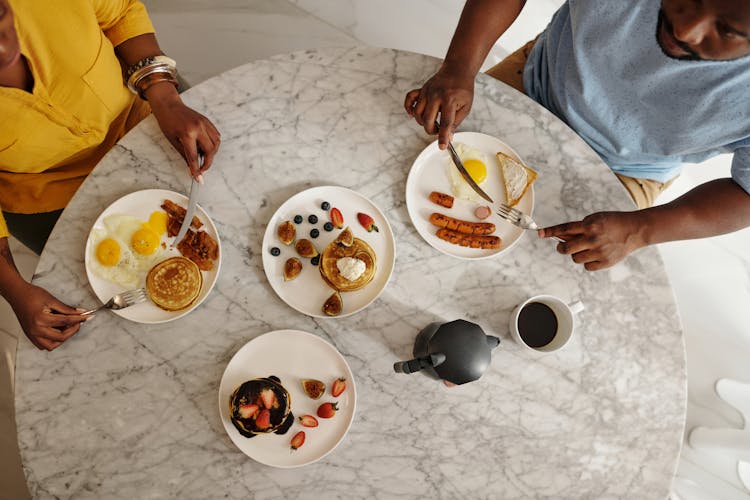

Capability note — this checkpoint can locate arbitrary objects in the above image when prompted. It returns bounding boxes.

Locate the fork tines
[496,203,521,222]
[122,287,148,306]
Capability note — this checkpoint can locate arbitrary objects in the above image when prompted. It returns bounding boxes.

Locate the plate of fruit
[261,185,395,318]
[218,329,356,467]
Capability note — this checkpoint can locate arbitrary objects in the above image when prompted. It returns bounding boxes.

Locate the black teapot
[393,319,500,385]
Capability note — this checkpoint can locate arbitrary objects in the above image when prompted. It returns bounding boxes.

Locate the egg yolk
[131,226,160,255]
[96,238,121,266]
[147,211,168,236]
[463,159,487,184]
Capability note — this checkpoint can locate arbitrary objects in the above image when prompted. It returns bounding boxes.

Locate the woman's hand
[538,211,648,271]
[146,82,221,180]
[10,282,88,351]
[404,66,475,150]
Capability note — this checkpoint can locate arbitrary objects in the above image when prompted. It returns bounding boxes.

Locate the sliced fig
[322,291,343,316]
[333,227,354,247]
[295,238,319,258]
[301,379,326,399]
[277,221,296,245]
[283,257,302,281]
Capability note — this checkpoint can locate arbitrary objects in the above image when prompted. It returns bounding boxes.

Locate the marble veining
[15,47,685,499]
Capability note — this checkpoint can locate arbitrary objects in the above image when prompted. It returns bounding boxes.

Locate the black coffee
[517,302,558,348]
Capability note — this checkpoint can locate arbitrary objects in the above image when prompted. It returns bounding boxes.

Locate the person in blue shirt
[405,0,750,270]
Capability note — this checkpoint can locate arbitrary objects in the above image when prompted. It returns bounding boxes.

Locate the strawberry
[290,431,305,451]
[238,404,259,419]
[357,212,379,232]
[299,415,319,428]
[255,409,271,430]
[317,401,339,419]
[331,377,347,397]
[259,388,276,409]
[330,207,344,229]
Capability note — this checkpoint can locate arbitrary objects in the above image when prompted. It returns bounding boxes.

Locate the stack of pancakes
[319,229,377,292]
[146,256,202,311]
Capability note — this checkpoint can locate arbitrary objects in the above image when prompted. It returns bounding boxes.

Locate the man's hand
[10,282,88,351]
[404,67,475,150]
[147,85,221,180]
[538,211,648,271]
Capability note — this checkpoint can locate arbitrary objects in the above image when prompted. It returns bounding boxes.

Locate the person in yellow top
[0,0,221,350]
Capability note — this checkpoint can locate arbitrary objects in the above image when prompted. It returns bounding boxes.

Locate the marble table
[16,47,686,499]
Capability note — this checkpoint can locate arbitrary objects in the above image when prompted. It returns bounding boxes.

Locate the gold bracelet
[125,56,178,96]
[136,72,179,100]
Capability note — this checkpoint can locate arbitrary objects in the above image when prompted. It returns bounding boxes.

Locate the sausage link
[429,212,495,235]
[429,191,454,208]
[436,228,501,249]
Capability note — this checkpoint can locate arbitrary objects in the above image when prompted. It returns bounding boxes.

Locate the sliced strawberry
[357,212,379,232]
[331,377,347,397]
[255,409,271,430]
[238,404,259,419]
[299,414,319,427]
[330,207,344,229]
[259,388,276,409]
[290,431,305,451]
[316,401,339,419]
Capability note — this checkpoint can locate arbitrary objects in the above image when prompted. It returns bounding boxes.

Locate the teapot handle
[393,353,446,374]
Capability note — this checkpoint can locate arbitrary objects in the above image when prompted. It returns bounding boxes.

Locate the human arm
[404,0,527,148]
[539,178,750,270]
[0,237,87,350]
[114,34,221,180]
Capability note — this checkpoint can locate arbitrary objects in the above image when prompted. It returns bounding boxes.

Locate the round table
[16,47,686,499]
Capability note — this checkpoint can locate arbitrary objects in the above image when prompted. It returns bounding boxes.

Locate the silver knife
[435,121,494,203]
[173,156,203,245]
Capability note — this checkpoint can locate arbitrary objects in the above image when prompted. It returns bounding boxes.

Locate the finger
[179,137,201,179]
[421,98,441,136]
[46,299,80,316]
[438,104,457,150]
[584,260,609,271]
[412,89,428,127]
[197,135,217,172]
[404,89,421,115]
[33,337,62,351]
[33,324,78,345]
[40,311,88,330]
[540,221,587,238]
[554,236,591,256]
[570,248,598,264]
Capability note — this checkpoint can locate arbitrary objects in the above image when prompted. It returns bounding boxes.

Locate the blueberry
[270,247,281,256]
[311,255,320,266]
[323,222,334,232]
[321,201,330,211]
[310,228,320,238]
[293,215,303,224]
[308,214,318,224]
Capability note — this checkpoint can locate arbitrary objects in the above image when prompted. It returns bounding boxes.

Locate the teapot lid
[429,319,492,385]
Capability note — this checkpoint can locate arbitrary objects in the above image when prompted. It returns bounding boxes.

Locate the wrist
[438,60,477,83]
[143,79,181,106]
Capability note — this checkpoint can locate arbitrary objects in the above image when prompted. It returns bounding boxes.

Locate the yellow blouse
[0,0,156,238]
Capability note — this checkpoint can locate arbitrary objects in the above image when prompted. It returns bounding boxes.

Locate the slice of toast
[497,151,537,207]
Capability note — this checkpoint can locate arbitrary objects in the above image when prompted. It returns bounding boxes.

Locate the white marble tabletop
[16,47,686,499]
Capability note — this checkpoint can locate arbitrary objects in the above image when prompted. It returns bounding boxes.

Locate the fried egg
[89,212,167,287]
[447,142,488,202]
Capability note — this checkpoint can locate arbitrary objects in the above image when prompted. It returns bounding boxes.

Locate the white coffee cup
[509,295,584,353]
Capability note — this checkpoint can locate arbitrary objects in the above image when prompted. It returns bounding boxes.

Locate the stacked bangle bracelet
[125,55,179,100]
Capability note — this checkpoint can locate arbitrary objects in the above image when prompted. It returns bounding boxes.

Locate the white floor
[3,1,749,498]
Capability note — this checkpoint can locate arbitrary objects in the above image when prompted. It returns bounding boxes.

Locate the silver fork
[496,203,565,242]
[81,288,149,316]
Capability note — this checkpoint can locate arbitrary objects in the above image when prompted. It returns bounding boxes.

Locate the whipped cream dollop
[336,257,366,281]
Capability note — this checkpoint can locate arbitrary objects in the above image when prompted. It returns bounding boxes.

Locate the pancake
[229,376,293,438]
[319,229,376,292]
[146,256,202,311]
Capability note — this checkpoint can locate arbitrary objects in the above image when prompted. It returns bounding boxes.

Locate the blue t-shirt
[523,0,750,193]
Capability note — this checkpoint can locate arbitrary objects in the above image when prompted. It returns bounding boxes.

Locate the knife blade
[173,156,204,246]
[434,121,494,204]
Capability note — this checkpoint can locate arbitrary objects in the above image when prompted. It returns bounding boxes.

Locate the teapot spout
[393,353,446,374]
[486,335,501,349]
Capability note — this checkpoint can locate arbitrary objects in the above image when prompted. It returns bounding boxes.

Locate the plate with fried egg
[84,188,222,323]
[405,131,535,260]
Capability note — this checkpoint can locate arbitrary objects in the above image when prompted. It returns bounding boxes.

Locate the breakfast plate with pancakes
[405,131,535,260]
[84,188,221,324]
[218,329,356,468]
[261,185,395,318]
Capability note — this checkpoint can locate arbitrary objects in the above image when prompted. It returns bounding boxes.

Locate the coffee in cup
[509,295,584,353]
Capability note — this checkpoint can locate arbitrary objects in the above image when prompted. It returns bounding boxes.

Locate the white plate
[218,329,356,468]
[84,188,221,324]
[261,185,395,318]
[405,131,535,260]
